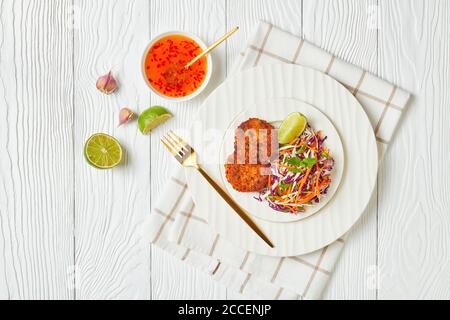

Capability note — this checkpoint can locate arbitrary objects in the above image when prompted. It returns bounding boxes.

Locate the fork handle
[196,166,274,248]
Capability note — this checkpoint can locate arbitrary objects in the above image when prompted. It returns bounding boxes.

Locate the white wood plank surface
[0,0,449,300]
[73,0,151,299]
[0,0,74,299]
[377,0,450,299]
[226,0,303,70]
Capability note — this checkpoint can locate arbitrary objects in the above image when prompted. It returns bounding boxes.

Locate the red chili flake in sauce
[144,34,207,98]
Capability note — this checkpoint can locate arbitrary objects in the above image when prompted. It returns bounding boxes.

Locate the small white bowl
[141,31,213,102]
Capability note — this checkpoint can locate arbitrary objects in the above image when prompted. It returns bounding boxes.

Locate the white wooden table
[1,0,449,300]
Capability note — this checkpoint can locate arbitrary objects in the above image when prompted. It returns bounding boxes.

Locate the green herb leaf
[285,156,316,170]
[279,182,290,191]
[285,157,302,166]
[301,157,317,168]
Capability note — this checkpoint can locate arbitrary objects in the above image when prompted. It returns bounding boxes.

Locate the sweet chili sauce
[144,34,207,98]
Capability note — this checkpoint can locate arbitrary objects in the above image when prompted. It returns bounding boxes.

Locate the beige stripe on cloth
[253,23,273,66]
[141,21,411,300]
[302,247,328,297]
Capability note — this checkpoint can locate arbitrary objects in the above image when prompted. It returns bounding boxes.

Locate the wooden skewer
[185,26,239,69]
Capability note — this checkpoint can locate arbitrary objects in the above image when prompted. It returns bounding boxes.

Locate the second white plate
[219,98,345,223]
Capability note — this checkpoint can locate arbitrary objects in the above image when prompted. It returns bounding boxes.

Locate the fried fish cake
[225,118,276,193]
[224,163,270,192]
[233,118,275,164]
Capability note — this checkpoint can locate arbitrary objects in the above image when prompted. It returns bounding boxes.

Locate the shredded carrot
[315,163,321,196]
[296,192,317,205]
[294,167,312,203]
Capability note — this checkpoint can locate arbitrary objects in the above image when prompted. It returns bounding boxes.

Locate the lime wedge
[84,133,123,169]
[278,112,307,144]
[138,106,172,135]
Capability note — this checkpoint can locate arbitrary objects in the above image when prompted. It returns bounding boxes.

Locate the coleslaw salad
[256,124,335,214]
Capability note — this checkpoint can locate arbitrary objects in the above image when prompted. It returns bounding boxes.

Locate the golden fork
[161,130,274,248]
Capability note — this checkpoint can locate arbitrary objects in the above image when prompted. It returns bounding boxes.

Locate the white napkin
[141,21,411,300]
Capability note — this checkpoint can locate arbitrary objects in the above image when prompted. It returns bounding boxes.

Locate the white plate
[218,98,345,223]
[185,64,378,257]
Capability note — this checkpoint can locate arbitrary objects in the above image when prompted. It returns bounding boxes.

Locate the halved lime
[84,133,123,169]
[278,112,307,144]
[138,106,172,135]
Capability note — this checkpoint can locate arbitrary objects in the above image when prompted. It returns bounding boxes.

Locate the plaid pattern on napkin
[141,21,411,299]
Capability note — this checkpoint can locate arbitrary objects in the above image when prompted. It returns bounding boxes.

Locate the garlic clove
[118,108,135,127]
[96,71,118,95]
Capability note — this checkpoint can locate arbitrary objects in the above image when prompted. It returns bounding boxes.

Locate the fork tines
[161,131,191,162]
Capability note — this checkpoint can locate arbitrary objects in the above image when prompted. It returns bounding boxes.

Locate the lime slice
[84,133,123,169]
[278,112,307,144]
[138,106,172,135]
